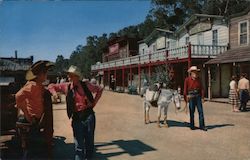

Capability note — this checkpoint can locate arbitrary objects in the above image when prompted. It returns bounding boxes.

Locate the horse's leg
[163,104,169,128]
[145,101,151,124]
[143,100,147,124]
[157,104,162,128]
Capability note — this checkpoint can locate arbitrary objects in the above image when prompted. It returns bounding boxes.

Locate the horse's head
[172,90,181,110]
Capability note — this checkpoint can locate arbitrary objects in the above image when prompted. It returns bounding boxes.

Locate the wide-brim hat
[66,65,82,78]
[26,60,54,81]
[188,66,200,73]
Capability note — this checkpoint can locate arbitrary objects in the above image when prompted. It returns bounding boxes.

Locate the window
[185,37,190,45]
[166,41,170,48]
[142,48,145,55]
[212,30,218,45]
[239,21,248,45]
[153,45,156,52]
[197,33,204,45]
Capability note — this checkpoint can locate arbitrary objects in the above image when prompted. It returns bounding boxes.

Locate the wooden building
[91,14,229,95]
[0,51,33,86]
[206,7,250,99]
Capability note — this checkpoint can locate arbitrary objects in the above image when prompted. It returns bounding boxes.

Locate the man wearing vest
[48,65,103,160]
[184,66,208,131]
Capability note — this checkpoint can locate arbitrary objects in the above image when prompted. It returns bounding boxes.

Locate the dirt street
[1,90,250,160]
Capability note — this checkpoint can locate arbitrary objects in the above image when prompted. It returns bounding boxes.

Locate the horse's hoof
[163,124,169,128]
[157,124,161,128]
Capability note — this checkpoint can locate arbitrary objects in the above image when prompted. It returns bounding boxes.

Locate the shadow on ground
[94,139,157,160]
[0,134,74,160]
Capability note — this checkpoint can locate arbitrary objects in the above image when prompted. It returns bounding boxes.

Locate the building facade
[92,14,229,96]
[0,51,33,87]
[206,7,250,99]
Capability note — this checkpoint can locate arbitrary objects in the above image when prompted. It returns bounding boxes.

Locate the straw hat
[26,60,54,81]
[187,66,200,73]
[66,65,82,78]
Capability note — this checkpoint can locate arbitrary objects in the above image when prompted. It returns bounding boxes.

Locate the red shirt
[15,81,45,122]
[183,76,204,101]
[48,81,103,112]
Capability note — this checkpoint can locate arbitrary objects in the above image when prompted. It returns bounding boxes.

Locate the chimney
[15,50,17,58]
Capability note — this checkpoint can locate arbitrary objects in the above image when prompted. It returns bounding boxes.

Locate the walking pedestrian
[183,66,207,131]
[48,65,103,160]
[238,73,249,112]
[229,75,240,112]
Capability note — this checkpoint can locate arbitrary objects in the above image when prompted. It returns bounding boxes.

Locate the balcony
[91,44,228,71]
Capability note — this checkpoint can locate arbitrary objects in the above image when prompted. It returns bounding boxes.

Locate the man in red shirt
[184,66,207,131]
[15,60,54,155]
[48,65,103,160]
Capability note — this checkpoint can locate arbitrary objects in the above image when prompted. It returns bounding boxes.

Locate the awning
[205,46,250,65]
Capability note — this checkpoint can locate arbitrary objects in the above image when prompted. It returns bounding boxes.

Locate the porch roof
[205,46,250,64]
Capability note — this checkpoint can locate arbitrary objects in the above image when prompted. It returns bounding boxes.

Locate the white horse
[142,87,182,128]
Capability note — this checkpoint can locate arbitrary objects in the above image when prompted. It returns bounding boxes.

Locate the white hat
[66,65,82,78]
[188,66,200,73]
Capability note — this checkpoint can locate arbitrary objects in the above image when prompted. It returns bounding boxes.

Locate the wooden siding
[230,11,250,48]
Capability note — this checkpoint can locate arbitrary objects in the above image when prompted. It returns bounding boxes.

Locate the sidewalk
[210,98,250,106]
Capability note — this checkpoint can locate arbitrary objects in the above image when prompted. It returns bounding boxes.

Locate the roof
[139,28,174,45]
[229,6,250,19]
[176,14,224,35]
[205,46,250,64]
[0,58,31,71]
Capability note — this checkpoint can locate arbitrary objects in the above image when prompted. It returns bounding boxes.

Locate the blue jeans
[239,89,249,111]
[189,95,205,128]
[72,113,95,160]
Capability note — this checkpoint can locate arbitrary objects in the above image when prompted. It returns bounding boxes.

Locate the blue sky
[0,1,151,62]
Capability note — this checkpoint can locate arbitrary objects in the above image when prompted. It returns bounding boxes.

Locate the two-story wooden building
[206,7,250,99]
[95,36,138,90]
[91,14,229,95]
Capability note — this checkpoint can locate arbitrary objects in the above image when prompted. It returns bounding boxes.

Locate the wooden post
[208,66,211,100]
[122,67,125,90]
[188,42,192,69]
[130,65,132,86]
[149,53,151,78]
[108,69,110,90]
[138,64,141,94]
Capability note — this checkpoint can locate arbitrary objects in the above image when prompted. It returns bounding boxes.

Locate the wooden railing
[91,44,227,71]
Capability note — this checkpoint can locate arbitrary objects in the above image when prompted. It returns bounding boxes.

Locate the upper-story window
[153,44,156,52]
[142,48,145,55]
[197,33,204,45]
[212,30,218,45]
[166,41,170,48]
[239,21,249,45]
[185,37,190,45]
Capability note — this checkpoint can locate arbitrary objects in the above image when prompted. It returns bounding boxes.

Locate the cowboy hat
[66,65,82,78]
[187,66,200,73]
[26,60,54,81]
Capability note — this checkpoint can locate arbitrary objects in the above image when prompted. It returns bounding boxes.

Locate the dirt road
[1,90,250,160]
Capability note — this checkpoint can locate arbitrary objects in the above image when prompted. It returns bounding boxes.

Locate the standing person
[183,66,207,131]
[15,60,54,156]
[238,73,249,112]
[110,75,116,91]
[229,76,240,112]
[48,65,103,160]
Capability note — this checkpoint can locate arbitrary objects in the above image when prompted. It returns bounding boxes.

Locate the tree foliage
[54,0,250,77]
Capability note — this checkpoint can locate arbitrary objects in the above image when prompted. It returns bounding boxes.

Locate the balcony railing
[91,44,227,71]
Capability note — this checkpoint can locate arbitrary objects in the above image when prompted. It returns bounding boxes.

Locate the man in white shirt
[238,73,249,112]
